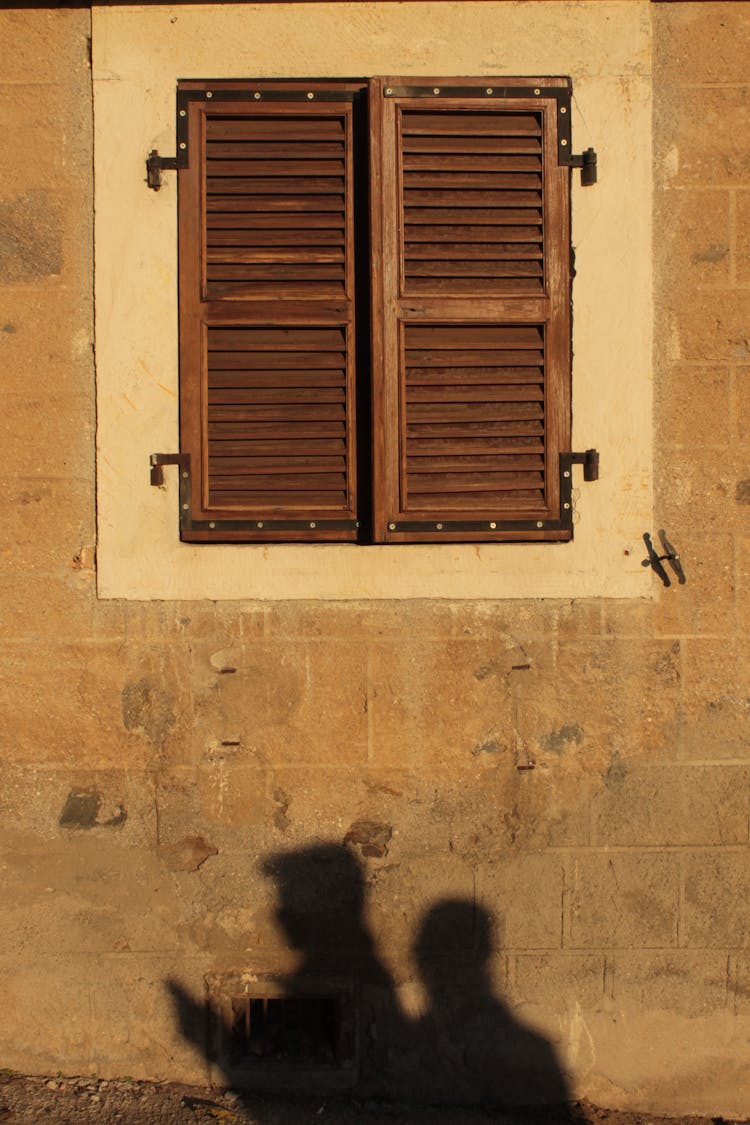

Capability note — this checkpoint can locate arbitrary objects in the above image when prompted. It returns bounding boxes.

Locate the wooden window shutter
[371,78,572,542]
[178,81,364,541]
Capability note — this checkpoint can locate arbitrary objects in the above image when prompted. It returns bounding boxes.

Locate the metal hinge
[563,146,597,186]
[146,150,182,191]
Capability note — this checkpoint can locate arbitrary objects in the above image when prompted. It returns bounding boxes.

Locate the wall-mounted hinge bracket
[562,146,597,185]
[150,451,188,485]
[562,448,599,482]
[146,150,181,191]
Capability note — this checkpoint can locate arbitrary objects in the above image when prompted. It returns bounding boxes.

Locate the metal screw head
[560,106,567,114]
[489,522,497,530]
[254,92,261,100]
[536,521,543,528]
[309,521,316,528]
[534,88,541,95]
[307,92,314,100]
[385,87,392,96]
[561,138,568,147]
[209,522,216,528]
[182,503,189,511]
[486,88,493,95]
[436,522,443,530]
[563,502,571,510]
[257,521,264,529]
[179,141,186,150]
[389,522,396,530]
[179,109,186,117]
[433,87,440,95]
[563,470,570,478]
[205,91,213,98]
[182,471,188,478]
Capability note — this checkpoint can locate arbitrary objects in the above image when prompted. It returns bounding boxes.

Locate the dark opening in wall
[206,973,357,1093]
[229,996,340,1065]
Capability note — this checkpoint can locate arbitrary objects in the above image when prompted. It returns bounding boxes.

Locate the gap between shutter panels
[197,99,357,528]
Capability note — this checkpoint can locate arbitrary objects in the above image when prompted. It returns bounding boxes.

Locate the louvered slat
[403,324,546,511]
[400,109,544,296]
[205,114,347,299]
[206,326,349,509]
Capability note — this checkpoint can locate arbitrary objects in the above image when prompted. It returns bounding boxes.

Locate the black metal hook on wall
[642,530,686,588]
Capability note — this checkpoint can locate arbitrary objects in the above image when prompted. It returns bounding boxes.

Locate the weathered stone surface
[612,951,729,1016]
[570,854,680,950]
[592,764,750,847]
[684,852,750,948]
[655,1,750,85]
[655,365,731,449]
[476,855,565,950]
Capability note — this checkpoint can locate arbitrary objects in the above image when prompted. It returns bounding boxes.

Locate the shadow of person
[168,843,410,1102]
[412,899,574,1112]
[259,843,408,1091]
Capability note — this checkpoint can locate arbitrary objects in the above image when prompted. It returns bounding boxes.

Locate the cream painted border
[94,1,652,600]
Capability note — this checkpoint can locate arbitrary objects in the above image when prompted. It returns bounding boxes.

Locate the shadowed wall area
[169,844,574,1110]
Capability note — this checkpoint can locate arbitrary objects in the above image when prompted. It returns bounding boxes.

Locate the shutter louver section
[373,79,572,542]
[205,115,347,300]
[206,326,349,510]
[179,84,362,541]
[404,324,546,510]
[401,110,544,296]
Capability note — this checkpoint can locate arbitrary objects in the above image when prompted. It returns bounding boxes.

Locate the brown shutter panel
[371,78,572,542]
[178,82,363,541]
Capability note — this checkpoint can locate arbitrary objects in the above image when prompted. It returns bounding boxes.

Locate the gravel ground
[0,1073,742,1125]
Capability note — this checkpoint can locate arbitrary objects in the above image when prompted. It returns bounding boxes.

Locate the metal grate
[229,996,340,1065]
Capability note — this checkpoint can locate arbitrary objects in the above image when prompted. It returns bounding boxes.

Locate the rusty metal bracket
[564,146,597,185]
[150,452,189,485]
[146,150,182,191]
[641,530,686,588]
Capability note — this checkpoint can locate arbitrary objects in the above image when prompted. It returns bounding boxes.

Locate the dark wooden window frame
[176,76,574,544]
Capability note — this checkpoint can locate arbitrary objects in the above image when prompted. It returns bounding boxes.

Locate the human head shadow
[168,845,577,1116]
[411,899,574,1110]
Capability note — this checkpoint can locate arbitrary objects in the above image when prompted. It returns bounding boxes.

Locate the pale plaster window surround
[93,0,652,601]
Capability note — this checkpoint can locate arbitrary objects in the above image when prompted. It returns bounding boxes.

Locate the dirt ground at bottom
[0,1074,742,1125]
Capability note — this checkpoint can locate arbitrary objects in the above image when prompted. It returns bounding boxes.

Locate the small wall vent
[206,973,357,1093]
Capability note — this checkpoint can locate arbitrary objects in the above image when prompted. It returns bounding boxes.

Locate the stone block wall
[1,1,750,1115]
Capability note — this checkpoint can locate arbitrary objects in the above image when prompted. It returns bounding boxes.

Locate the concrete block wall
[1,1,750,1115]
